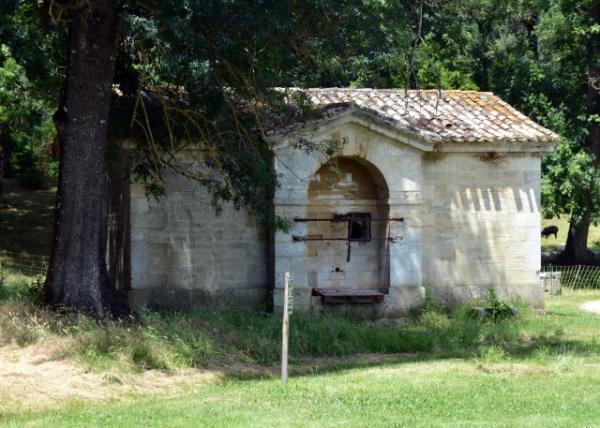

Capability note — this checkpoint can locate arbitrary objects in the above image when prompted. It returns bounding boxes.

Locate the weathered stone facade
[422,152,543,307]
[129,175,269,309]
[127,89,558,314]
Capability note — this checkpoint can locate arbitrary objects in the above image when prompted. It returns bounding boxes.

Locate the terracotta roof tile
[292,88,560,144]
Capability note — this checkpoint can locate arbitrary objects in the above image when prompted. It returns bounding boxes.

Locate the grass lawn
[3,285,600,427]
[541,215,600,251]
[8,355,600,427]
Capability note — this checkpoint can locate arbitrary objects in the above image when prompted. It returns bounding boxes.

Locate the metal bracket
[291,214,404,261]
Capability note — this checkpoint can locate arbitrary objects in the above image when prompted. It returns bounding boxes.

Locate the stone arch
[273,121,425,315]
[306,157,391,291]
[308,157,389,200]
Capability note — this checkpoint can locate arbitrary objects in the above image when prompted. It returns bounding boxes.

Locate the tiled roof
[282,88,560,144]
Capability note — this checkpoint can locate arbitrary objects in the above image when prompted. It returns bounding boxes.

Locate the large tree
[29,0,399,317]
[41,0,125,316]
[559,0,600,263]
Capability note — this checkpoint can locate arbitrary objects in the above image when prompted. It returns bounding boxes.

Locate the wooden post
[282,272,291,384]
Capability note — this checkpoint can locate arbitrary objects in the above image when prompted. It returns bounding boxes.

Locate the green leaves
[0,43,57,188]
[0,45,31,123]
[1,0,597,228]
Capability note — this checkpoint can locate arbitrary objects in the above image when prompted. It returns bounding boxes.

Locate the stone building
[128,89,559,316]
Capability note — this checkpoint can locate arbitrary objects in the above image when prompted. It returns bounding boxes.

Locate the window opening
[348,212,371,241]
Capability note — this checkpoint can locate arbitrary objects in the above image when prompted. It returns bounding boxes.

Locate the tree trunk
[0,129,5,201]
[1,130,14,179]
[43,1,130,318]
[562,212,593,264]
[105,147,131,293]
[0,129,14,201]
[560,1,600,265]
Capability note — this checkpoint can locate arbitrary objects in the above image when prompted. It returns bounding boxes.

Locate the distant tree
[0,45,30,194]
[385,0,600,264]
[0,2,61,195]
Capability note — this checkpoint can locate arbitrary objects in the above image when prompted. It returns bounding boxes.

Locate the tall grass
[0,274,560,373]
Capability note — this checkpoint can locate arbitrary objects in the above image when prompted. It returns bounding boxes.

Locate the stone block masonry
[129,177,269,308]
[422,152,543,307]
[126,88,558,315]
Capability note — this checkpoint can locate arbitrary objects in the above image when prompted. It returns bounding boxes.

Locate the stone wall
[273,117,426,316]
[129,168,269,309]
[127,112,547,313]
[421,152,543,307]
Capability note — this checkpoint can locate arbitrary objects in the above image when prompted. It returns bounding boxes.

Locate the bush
[470,288,517,322]
[10,121,58,190]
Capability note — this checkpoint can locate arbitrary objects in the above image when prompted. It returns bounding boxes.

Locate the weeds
[478,343,510,363]
[0,272,572,373]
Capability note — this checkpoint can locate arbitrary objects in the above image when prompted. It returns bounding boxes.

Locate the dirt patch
[0,343,107,412]
[0,343,220,414]
[0,342,417,415]
[475,363,552,376]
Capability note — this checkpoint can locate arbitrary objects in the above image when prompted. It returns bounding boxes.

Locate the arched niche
[305,157,391,291]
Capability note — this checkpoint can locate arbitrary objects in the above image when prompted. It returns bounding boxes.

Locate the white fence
[541,265,600,290]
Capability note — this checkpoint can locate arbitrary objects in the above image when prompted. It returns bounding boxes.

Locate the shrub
[470,288,517,322]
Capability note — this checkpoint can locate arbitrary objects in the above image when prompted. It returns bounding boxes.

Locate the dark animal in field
[541,225,559,239]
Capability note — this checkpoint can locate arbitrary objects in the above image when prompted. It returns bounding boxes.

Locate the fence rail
[541,265,600,289]
[0,251,49,277]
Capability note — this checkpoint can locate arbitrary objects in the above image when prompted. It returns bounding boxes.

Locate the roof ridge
[304,87,495,96]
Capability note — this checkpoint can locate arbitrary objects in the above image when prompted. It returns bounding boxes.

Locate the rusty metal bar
[292,215,403,262]
[292,236,399,242]
[293,217,404,222]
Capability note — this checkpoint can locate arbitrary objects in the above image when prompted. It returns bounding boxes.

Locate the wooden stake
[281,272,290,384]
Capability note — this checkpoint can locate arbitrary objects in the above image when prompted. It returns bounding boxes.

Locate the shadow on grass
[219,336,600,382]
[0,179,56,264]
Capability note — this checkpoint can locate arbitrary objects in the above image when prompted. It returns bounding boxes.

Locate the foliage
[106,1,406,229]
[0,0,63,190]
[402,1,598,234]
[0,0,596,228]
[479,287,517,322]
[535,1,600,228]
[0,44,57,189]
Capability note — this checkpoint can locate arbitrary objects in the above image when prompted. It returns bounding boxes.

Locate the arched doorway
[306,157,390,291]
